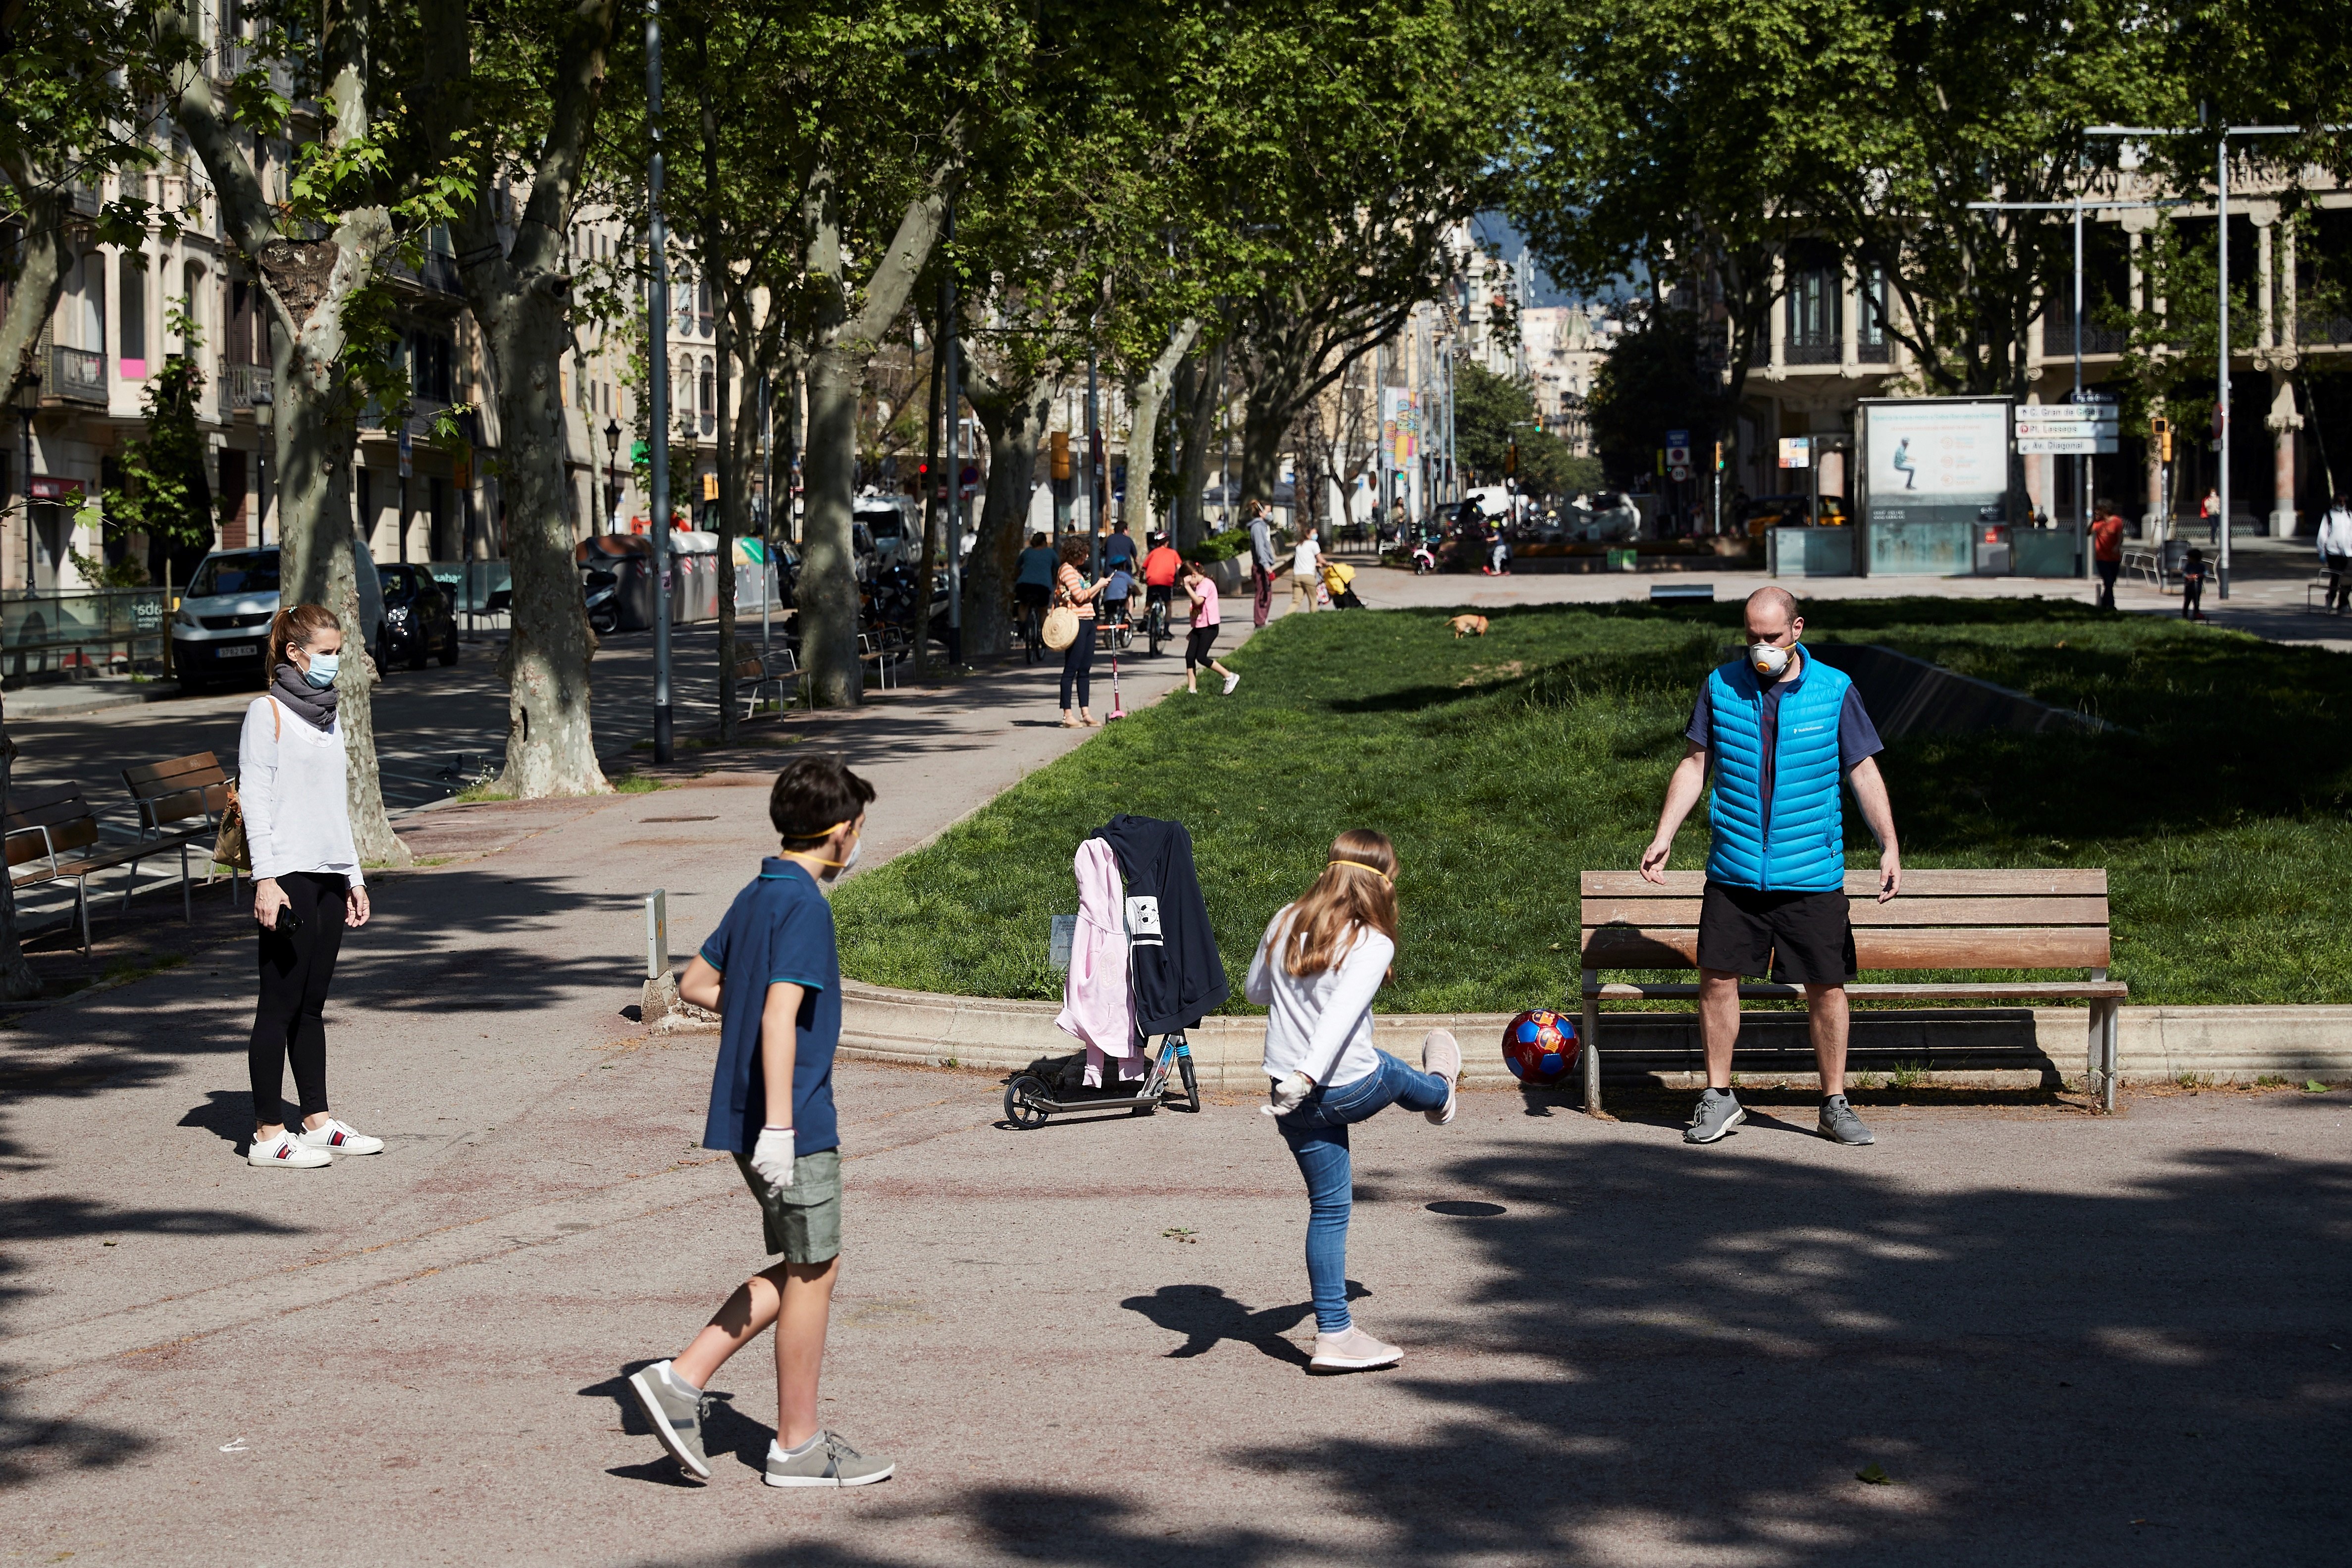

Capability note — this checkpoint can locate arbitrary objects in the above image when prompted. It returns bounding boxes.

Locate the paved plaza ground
[4,565,2350,1564]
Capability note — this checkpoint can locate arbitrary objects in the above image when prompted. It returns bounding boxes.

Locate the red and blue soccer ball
[1502,1009,1580,1086]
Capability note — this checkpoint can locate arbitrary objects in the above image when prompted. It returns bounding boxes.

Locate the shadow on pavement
[635,1128,2346,1567]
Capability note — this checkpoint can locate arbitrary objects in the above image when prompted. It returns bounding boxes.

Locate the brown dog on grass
[1449,614,1489,638]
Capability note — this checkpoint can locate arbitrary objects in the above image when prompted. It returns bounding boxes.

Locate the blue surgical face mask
[303,652,341,688]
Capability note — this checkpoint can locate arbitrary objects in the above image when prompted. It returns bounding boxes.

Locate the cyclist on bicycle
[1141,531,1184,632]
[1015,532,1057,628]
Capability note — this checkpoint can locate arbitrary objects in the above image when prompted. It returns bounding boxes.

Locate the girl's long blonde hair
[1281,829,1398,979]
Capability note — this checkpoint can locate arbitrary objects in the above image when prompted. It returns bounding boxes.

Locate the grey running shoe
[627,1360,711,1480]
[764,1430,896,1488]
[1310,1325,1402,1372]
[1684,1088,1746,1145]
[1819,1095,1876,1146]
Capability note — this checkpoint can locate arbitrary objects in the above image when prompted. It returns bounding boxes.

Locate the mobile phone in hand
[274,903,302,935]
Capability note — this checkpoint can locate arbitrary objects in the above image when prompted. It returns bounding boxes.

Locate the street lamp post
[251,380,274,550]
[603,417,622,533]
[645,0,674,763]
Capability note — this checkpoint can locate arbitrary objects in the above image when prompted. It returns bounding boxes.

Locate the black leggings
[250,871,350,1126]
[1060,621,1096,709]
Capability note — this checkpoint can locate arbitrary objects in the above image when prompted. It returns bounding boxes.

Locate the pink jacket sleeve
[1054,838,1138,1054]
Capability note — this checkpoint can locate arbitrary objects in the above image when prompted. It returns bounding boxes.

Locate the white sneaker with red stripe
[295,1117,384,1155]
[248,1130,331,1168]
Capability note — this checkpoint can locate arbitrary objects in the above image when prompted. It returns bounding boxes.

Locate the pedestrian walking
[1054,536,1105,727]
[2201,486,2221,545]
[2181,546,2210,620]
[1639,586,1902,1150]
[1178,560,1239,695]
[1249,830,1459,1373]
[241,605,377,1169]
[2090,498,2125,611]
[626,756,894,1489]
[1289,525,1323,615]
[2317,493,2352,614]
[1248,500,1277,627]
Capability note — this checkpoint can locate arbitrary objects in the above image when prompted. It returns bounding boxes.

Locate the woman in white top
[241,604,378,1169]
[1246,830,1460,1372]
[1289,527,1323,616]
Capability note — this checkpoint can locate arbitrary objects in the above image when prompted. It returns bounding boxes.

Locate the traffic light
[701,473,718,501]
[1505,439,1518,478]
[1050,430,1071,481]
[2150,415,2172,464]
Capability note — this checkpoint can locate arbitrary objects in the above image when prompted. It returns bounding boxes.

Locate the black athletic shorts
[1015,581,1050,608]
[1696,881,1856,984]
[1185,625,1220,669]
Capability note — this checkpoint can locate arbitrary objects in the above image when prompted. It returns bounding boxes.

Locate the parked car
[373,561,460,669]
[1738,493,1849,537]
[169,546,383,694]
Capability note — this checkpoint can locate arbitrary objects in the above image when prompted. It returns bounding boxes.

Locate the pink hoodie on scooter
[1055,837,1142,1083]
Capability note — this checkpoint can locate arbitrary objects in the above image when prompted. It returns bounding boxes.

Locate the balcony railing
[386,252,464,296]
[1784,336,1841,366]
[2298,312,2352,348]
[218,360,273,416]
[2040,315,2130,356]
[1858,336,1892,364]
[45,345,105,406]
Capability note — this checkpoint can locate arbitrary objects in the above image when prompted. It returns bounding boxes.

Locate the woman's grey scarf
[270,664,339,732]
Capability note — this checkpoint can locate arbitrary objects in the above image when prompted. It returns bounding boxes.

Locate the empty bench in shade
[1576,868,2127,1113]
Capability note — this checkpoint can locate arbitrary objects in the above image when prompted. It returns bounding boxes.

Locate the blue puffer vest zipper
[1703,655,1853,891]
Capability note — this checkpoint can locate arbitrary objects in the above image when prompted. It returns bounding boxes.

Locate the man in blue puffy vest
[1640,587,1902,1147]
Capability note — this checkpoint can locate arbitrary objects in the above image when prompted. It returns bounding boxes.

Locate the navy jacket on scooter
[1094,814,1229,1036]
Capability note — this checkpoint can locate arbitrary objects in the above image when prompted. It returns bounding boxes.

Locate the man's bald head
[1745,586,1800,638]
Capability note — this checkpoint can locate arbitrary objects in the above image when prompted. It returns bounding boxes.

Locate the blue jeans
[1276,1049,1450,1334]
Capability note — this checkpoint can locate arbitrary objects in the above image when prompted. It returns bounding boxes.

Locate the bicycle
[1145,587,1172,658]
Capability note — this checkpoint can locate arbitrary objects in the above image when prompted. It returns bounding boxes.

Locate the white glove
[1262,1071,1314,1117]
[751,1125,795,1190]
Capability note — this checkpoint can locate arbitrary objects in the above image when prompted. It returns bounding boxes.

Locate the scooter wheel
[1004,1075,1052,1129]
[1176,1051,1201,1112]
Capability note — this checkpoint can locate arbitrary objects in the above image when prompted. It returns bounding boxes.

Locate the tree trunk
[1240,388,1297,511]
[911,316,943,676]
[428,0,618,795]
[0,173,69,992]
[0,172,65,407]
[1170,337,1226,551]
[175,31,409,864]
[1120,318,1199,538]
[962,370,1051,660]
[799,171,947,708]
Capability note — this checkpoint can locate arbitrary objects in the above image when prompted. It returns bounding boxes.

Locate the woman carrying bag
[1050,537,1105,728]
[1247,830,1460,1372]
[240,604,377,1169]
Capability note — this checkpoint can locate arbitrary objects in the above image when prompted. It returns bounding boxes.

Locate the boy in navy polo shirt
[627,755,893,1488]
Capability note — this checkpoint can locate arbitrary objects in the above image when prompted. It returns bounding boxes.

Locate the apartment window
[697,276,713,339]
[412,331,454,401]
[1859,265,1891,363]
[1783,246,1841,364]
[118,252,149,377]
[699,355,715,435]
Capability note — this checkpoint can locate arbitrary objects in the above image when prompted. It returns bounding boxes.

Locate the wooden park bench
[734,651,796,719]
[1577,869,2127,1115]
[121,751,233,917]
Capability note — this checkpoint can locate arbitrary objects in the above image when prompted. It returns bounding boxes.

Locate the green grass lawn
[833,596,2352,1010]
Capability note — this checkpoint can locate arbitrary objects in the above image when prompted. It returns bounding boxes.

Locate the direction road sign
[2017,406,2119,423]
[2016,436,2120,456]
[2067,388,2118,405]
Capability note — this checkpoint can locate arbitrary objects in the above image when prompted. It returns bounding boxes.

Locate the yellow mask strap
[1328,859,1393,885]
[784,818,858,867]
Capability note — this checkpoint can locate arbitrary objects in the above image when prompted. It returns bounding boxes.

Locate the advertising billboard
[1380,387,1418,466]
[1857,397,2012,575]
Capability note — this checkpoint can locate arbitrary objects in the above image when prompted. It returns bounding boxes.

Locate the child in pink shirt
[1181,561,1241,696]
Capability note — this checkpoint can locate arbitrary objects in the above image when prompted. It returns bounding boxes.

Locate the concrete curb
[835,980,2352,1089]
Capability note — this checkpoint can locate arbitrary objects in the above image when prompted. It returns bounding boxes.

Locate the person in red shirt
[1140,531,1184,635]
[2089,499,2126,611]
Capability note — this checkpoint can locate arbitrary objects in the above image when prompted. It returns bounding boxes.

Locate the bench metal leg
[77,880,92,955]
[1580,970,1602,1116]
[180,843,192,923]
[2099,999,2121,1113]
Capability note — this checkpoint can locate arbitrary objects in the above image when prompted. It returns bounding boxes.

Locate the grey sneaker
[764,1430,896,1488]
[1684,1088,1746,1145]
[627,1359,711,1479]
[1818,1095,1876,1146]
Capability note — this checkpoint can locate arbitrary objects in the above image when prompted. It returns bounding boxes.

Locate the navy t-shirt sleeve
[699,903,732,971]
[1685,682,1711,749]
[1838,687,1883,773]
[770,897,834,992]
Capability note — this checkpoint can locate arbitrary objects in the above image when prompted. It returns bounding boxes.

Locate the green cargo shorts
[732,1146,842,1265]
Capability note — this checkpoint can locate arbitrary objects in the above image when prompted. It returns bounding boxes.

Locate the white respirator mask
[1749,639,1794,678]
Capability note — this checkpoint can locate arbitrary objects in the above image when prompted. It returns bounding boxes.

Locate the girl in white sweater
[1246,829,1460,1371]
[241,604,376,1169]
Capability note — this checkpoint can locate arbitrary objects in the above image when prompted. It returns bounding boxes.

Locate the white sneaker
[295,1117,384,1155]
[1421,1029,1461,1126]
[1310,1325,1402,1372]
[249,1130,332,1168]
[1223,672,1241,694]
